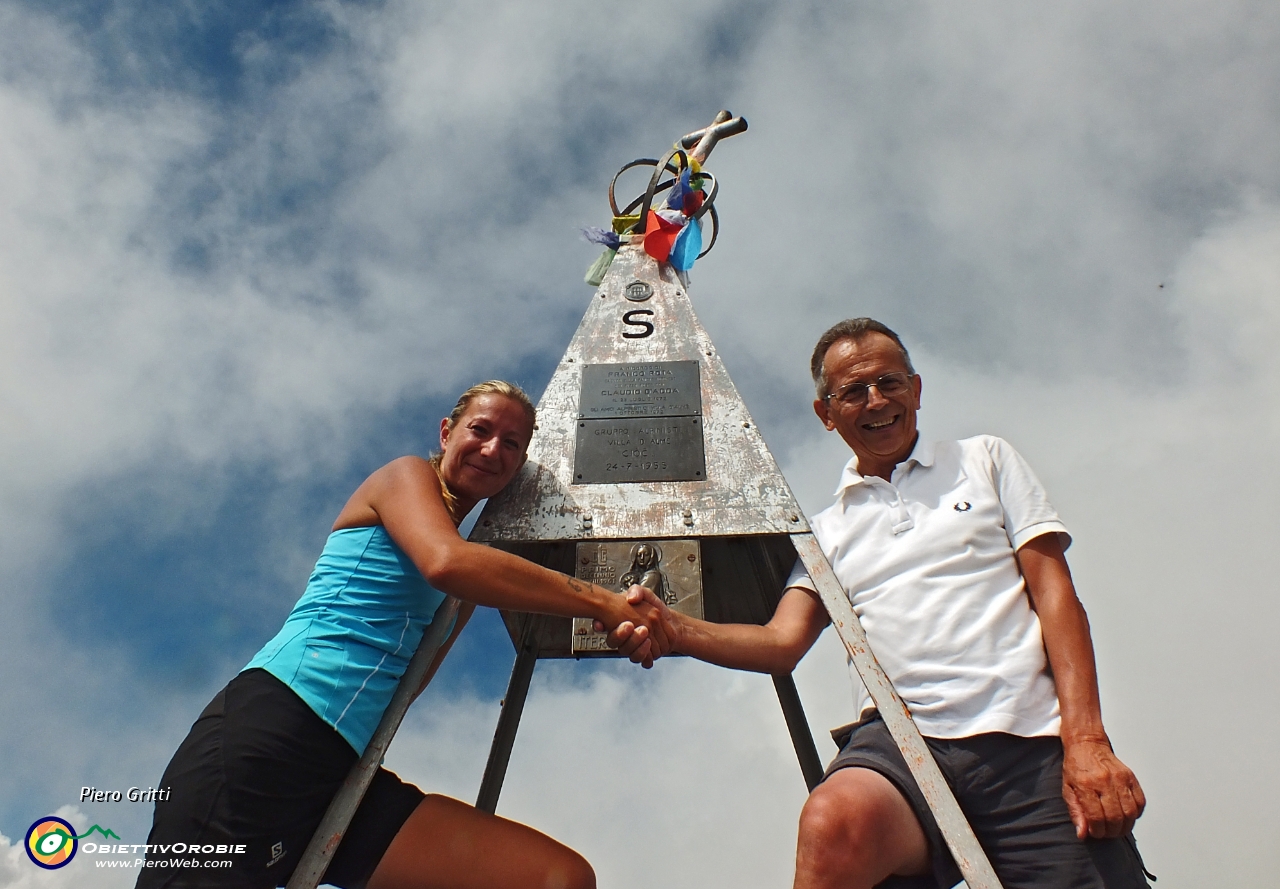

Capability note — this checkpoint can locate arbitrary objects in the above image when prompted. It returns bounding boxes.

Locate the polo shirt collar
[831,432,937,496]
[905,436,937,469]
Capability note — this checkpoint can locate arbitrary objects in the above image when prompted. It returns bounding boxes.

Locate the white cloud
[2,1,1279,887]
[386,657,828,889]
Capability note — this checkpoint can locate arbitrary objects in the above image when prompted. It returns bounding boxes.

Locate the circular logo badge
[624,281,653,302]
[25,817,78,869]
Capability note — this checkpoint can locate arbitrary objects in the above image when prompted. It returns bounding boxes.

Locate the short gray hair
[810,318,915,397]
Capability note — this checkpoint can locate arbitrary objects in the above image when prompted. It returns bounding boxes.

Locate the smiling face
[437,393,534,508]
[813,332,922,481]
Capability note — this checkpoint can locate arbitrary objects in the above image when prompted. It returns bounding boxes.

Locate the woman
[138,381,665,889]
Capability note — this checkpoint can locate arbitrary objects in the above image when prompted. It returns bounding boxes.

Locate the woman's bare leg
[366,794,595,889]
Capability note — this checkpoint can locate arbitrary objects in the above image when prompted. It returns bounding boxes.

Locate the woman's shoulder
[333,456,440,531]
[378,454,435,477]
[374,455,445,492]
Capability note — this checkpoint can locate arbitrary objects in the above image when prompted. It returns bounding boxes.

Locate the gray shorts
[826,716,1154,889]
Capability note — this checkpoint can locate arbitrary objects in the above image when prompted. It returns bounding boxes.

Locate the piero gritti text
[81,786,171,803]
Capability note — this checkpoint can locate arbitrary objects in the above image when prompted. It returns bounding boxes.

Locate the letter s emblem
[622,309,655,339]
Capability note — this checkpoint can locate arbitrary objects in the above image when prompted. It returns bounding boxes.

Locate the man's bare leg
[794,767,932,889]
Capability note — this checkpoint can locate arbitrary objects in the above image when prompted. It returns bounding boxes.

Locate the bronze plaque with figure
[571,539,703,654]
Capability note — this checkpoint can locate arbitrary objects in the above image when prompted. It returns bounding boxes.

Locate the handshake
[595,585,681,668]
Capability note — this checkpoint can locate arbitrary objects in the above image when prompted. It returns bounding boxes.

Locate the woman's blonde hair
[430,381,537,521]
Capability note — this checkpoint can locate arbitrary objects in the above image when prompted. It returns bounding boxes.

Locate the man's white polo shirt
[787,435,1069,739]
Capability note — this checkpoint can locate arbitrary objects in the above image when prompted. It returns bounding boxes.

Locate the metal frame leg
[286,599,462,889]
[475,616,541,813]
[772,673,825,791]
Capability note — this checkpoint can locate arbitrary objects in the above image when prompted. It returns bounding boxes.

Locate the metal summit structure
[288,112,1004,889]
[468,234,831,797]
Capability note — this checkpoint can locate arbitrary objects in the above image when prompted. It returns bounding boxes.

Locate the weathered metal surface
[467,117,824,817]
[577,361,702,418]
[286,597,463,889]
[791,532,1004,889]
[570,539,703,654]
[469,245,810,543]
[573,416,706,484]
[680,111,748,161]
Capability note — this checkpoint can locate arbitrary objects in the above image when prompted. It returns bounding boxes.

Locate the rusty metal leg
[475,617,541,813]
[772,673,825,791]
[286,598,463,889]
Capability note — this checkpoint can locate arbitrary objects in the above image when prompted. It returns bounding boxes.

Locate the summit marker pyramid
[471,243,812,652]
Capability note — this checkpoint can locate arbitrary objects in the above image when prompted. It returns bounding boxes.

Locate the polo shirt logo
[953,501,972,512]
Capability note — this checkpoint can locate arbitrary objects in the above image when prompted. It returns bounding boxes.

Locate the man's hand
[1017,534,1147,840]
[1061,737,1146,839]
[598,585,678,668]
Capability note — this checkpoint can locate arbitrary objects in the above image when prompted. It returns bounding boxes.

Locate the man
[627,319,1150,888]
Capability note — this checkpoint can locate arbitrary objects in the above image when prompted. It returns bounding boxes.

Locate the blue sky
[2,1,1279,886]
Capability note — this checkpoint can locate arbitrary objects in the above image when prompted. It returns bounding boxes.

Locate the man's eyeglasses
[824,372,913,408]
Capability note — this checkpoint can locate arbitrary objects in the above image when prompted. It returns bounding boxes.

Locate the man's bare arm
[619,584,830,674]
[1018,533,1146,840]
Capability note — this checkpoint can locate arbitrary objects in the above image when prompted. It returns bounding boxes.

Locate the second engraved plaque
[572,539,704,654]
[572,417,705,483]
[573,360,706,484]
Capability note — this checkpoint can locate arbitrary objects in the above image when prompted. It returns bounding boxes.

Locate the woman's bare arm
[335,457,668,655]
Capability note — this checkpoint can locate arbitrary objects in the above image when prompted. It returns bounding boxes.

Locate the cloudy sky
[2,0,1277,886]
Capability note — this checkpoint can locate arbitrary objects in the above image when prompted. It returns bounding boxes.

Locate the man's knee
[800,779,880,859]
[797,768,930,879]
[800,781,854,844]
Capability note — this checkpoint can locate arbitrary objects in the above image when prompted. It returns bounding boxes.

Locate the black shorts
[826,716,1154,889]
[135,669,425,889]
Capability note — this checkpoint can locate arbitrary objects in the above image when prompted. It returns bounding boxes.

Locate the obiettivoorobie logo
[24,818,119,870]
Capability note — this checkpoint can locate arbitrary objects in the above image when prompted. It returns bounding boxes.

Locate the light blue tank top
[244,526,452,754]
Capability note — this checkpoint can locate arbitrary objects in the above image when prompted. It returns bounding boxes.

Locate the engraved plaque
[578,361,702,419]
[572,540,703,654]
[572,417,705,484]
